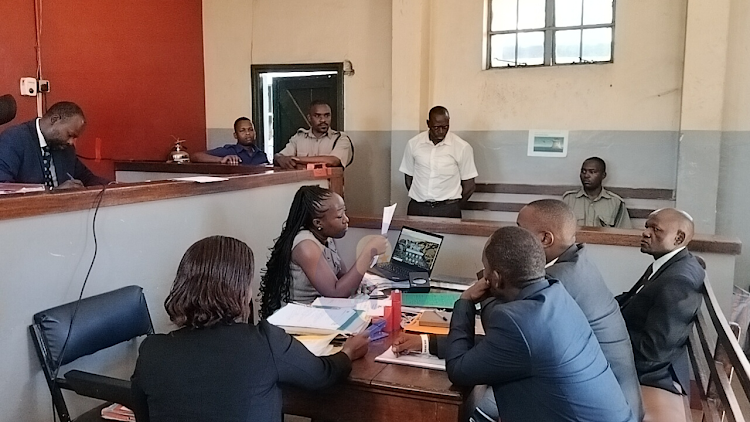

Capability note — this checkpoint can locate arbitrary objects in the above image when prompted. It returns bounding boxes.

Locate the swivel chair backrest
[0,94,17,126]
[30,285,153,422]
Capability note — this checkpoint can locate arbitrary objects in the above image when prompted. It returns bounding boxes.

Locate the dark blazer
[548,244,644,421]
[0,120,109,186]
[131,321,352,422]
[446,279,635,422]
[617,248,705,394]
[431,244,644,420]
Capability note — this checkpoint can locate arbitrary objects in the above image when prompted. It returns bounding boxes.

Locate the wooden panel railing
[466,183,675,219]
[473,183,675,200]
[348,216,742,255]
[463,201,655,219]
[689,279,750,421]
[0,168,344,221]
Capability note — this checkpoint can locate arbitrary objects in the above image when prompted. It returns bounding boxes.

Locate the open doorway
[251,63,344,159]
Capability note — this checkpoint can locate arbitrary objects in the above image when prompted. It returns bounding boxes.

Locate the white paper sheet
[370,203,397,267]
[381,203,397,235]
[312,296,369,308]
[169,176,229,183]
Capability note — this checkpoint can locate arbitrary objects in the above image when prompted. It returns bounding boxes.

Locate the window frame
[486,0,616,69]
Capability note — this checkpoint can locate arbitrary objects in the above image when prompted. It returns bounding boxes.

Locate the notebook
[367,226,444,281]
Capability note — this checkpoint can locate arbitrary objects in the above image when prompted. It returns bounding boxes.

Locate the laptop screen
[391,227,444,271]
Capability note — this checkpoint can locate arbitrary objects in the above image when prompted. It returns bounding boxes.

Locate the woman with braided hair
[260,185,386,318]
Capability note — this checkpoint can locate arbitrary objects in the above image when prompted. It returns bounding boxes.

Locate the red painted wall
[0,0,206,178]
[0,0,39,122]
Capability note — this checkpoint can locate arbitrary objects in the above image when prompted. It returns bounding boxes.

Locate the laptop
[368,226,444,281]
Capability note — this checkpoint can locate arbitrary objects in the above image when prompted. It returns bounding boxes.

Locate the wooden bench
[464,183,675,220]
[688,278,749,421]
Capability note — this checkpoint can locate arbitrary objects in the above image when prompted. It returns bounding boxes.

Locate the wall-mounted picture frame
[527,130,568,157]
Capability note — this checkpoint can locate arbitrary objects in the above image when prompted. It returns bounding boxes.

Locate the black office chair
[30,285,153,422]
[0,93,17,125]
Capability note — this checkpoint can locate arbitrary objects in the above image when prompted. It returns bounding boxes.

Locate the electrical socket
[20,78,37,96]
[38,80,50,93]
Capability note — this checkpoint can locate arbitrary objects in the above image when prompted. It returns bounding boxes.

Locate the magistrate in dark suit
[445,226,635,422]
[616,208,704,421]
[0,101,109,189]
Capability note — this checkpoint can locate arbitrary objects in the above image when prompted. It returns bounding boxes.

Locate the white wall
[203,0,393,214]
[716,0,750,288]
[202,0,748,285]
[427,0,687,131]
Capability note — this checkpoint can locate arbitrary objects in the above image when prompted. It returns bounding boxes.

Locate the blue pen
[366,318,388,342]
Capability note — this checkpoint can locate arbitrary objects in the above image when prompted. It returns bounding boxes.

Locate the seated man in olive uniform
[563,157,631,228]
[273,101,353,169]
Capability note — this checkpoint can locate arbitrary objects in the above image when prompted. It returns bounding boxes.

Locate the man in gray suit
[512,199,644,421]
[394,199,644,421]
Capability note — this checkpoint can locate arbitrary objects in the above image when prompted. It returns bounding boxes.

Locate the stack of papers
[267,302,371,335]
[374,349,446,371]
[294,333,340,356]
[312,295,391,318]
[0,182,45,194]
[267,303,358,335]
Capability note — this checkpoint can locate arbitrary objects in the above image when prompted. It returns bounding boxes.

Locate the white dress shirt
[649,246,686,280]
[36,118,59,187]
[399,131,478,202]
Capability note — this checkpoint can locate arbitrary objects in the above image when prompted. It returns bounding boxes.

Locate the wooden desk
[283,338,467,422]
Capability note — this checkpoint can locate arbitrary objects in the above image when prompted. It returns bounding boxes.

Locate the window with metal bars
[487,0,615,68]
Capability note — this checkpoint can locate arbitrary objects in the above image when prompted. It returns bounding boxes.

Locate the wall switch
[38,80,50,93]
[20,78,37,96]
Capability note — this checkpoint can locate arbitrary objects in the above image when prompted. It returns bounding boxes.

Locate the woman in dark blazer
[131,235,368,422]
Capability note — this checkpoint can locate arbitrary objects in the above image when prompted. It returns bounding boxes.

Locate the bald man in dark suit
[617,208,705,422]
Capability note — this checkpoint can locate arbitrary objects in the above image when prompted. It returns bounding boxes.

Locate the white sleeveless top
[290,230,343,304]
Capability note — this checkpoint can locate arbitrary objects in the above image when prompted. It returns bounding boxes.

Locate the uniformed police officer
[273,100,353,169]
[563,157,632,228]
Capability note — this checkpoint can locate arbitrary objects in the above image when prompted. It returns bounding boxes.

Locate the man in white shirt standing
[399,106,478,218]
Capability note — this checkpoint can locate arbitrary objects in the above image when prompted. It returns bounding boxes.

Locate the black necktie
[41,146,54,189]
[619,264,653,308]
